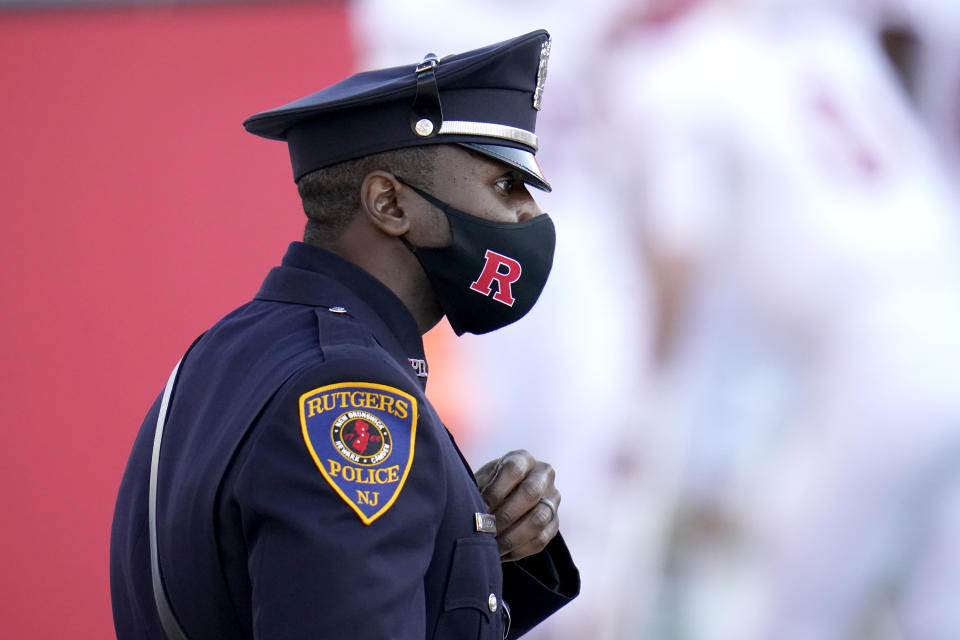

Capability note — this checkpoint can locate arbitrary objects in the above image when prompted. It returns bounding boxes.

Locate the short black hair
[298,146,438,245]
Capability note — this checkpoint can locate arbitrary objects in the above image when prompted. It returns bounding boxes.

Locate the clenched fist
[474,450,561,561]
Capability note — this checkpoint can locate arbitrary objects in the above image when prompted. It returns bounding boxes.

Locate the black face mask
[399,182,556,336]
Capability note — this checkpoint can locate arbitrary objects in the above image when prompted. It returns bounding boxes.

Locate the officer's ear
[360,171,410,237]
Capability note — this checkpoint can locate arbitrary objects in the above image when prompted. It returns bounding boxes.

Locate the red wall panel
[0,4,354,636]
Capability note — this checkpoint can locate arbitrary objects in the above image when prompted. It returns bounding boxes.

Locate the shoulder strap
[148,358,190,640]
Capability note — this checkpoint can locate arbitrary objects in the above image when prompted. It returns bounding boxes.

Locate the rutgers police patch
[299,382,418,525]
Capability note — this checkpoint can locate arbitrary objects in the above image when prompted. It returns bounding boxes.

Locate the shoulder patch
[299,382,418,525]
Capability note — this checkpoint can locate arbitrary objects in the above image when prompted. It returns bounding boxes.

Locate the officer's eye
[494,176,517,195]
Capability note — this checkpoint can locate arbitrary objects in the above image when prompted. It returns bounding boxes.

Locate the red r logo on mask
[470,250,522,306]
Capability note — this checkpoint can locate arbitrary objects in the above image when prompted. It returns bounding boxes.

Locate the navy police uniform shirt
[110,241,579,639]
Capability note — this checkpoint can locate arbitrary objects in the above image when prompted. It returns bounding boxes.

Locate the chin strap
[410,53,443,137]
[148,358,191,640]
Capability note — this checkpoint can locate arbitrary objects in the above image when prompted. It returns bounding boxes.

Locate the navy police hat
[243,30,552,191]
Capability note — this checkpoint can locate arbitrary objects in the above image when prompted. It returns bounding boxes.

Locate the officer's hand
[474,450,561,561]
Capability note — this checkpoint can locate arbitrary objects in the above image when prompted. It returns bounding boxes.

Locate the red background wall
[0,3,389,636]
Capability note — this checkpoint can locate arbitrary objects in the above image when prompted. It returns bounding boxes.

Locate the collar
[255,242,428,387]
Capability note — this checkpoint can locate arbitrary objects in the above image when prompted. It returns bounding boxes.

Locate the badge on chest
[299,382,418,524]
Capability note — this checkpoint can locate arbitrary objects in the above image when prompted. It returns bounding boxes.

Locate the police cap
[243,30,552,191]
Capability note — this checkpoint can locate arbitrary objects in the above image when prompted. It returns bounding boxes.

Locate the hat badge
[533,37,551,111]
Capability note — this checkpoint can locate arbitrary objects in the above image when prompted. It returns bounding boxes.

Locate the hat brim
[459,143,552,192]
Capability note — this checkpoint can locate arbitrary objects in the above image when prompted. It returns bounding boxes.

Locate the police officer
[110,29,579,639]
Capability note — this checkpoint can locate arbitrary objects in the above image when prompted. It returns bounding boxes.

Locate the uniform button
[328,306,347,314]
[488,593,498,613]
[414,118,434,136]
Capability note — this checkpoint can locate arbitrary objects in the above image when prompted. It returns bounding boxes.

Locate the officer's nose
[516,195,545,222]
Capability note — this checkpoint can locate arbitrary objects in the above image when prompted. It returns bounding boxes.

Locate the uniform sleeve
[502,534,580,639]
[230,360,444,640]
